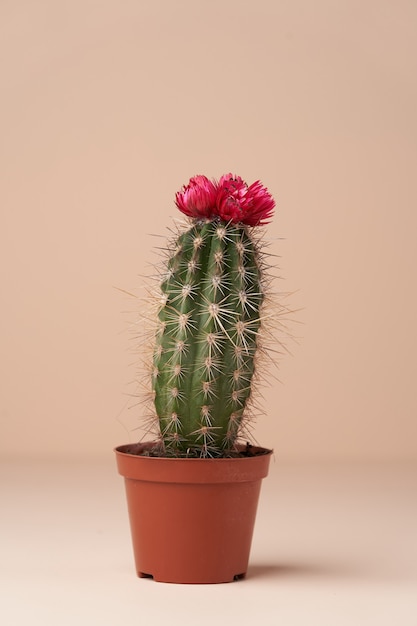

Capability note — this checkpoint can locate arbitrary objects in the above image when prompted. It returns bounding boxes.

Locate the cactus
[149,174,276,457]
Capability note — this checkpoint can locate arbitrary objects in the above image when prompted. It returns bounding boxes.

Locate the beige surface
[1,0,417,461]
[1,459,416,625]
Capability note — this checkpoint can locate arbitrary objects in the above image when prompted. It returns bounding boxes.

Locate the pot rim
[114,441,272,459]
[115,441,273,483]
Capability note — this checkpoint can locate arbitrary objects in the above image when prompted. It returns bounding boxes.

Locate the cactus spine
[150,174,275,457]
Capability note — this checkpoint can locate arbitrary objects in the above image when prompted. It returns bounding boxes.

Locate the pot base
[137,570,246,584]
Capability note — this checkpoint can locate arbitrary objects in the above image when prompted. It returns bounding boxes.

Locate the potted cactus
[115,173,281,584]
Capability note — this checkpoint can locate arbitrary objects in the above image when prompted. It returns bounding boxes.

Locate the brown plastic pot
[115,442,272,584]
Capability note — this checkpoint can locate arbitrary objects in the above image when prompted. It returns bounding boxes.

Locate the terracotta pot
[115,442,272,584]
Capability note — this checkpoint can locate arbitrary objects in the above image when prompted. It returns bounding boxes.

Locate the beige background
[1,0,416,461]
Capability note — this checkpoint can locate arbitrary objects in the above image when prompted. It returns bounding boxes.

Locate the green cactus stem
[152,219,266,456]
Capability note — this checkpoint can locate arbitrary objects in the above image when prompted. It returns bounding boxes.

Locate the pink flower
[217,174,275,226]
[175,173,275,226]
[216,174,248,223]
[175,175,218,219]
[241,180,275,226]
